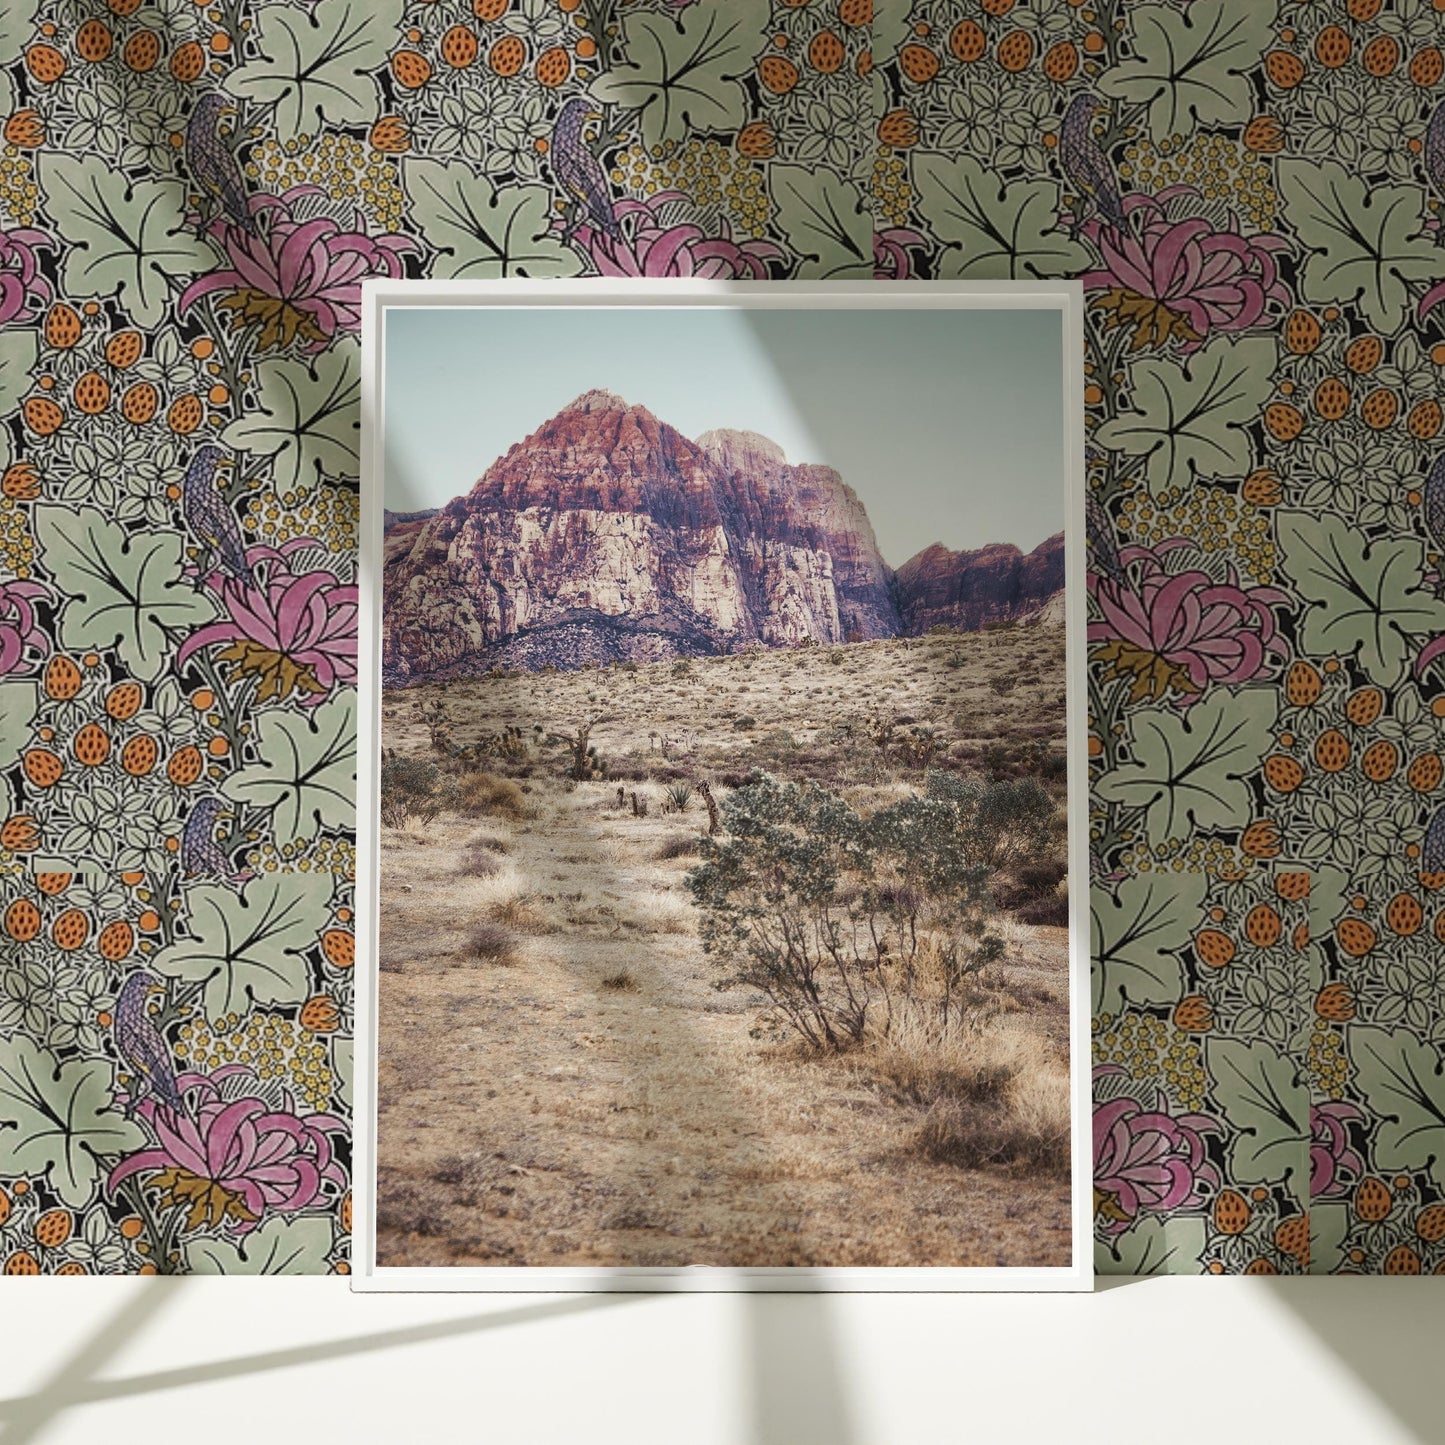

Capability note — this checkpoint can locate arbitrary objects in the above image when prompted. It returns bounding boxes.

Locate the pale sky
[383,305,1064,565]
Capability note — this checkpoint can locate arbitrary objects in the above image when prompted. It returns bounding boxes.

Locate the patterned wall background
[0,0,1442,1276]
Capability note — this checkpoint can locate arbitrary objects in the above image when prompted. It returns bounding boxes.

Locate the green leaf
[1276,511,1445,689]
[0,1039,143,1208]
[1279,160,1437,335]
[1097,1214,1208,1275]
[912,154,1088,280]
[402,161,582,281]
[37,156,213,329]
[332,1036,353,1111]
[222,690,357,844]
[589,7,762,152]
[184,1215,335,1275]
[770,165,870,280]
[228,0,402,141]
[0,0,39,69]
[220,343,361,492]
[0,681,38,772]
[1093,336,1275,496]
[1098,0,1276,142]
[33,506,216,683]
[151,872,332,1018]
[1094,687,1278,840]
[0,329,37,421]
[1310,1202,1351,1276]
[1092,869,1207,1015]
[1351,1026,1445,1188]
[1206,1038,1308,1197]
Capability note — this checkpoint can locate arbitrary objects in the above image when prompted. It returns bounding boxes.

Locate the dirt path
[375,783,1072,1270]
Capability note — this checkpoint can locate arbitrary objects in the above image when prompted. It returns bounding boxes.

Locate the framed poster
[355,280,1089,1291]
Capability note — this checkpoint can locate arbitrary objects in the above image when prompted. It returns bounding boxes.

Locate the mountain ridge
[381,394,1061,683]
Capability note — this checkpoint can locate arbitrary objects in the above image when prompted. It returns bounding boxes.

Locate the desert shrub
[664,782,693,813]
[380,754,456,828]
[456,770,526,820]
[489,896,555,934]
[656,834,700,860]
[457,846,502,878]
[686,774,1000,1051]
[912,1072,1069,1176]
[465,922,515,965]
[601,971,638,991]
[672,658,694,678]
[1018,892,1069,928]
[924,771,1055,871]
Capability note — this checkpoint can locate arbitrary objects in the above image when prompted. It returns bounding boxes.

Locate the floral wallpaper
[0,0,1443,1276]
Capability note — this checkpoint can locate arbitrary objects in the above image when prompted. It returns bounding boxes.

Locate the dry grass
[465,921,516,966]
[456,770,527,820]
[376,630,1072,1269]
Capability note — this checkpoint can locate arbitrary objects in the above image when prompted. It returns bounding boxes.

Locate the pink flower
[180,187,414,352]
[1312,1101,1365,1199]
[874,227,926,280]
[575,192,781,278]
[179,539,357,704]
[1089,543,1287,702]
[1083,187,1288,350]
[0,225,52,327]
[1094,1074,1220,1231]
[0,578,49,676]
[110,1065,345,1232]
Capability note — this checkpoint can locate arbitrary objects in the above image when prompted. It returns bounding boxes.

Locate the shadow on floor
[745,1293,858,1445]
[1268,1279,1445,1445]
[0,1285,641,1445]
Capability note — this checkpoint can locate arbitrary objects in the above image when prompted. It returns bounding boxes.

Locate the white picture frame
[354,279,1090,1292]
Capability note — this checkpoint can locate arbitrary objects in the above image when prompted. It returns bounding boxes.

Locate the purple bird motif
[114,970,185,1118]
[182,796,252,883]
[183,444,249,584]
[186,92,255,235]
[1060,92,1127,236]
[552,97,621,242]
[1426,101,1445,247]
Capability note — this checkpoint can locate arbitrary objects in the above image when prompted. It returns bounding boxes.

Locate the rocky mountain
[381,390,1061,682]
[894,534,1065,635]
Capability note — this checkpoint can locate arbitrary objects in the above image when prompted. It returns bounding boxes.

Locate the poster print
[355,282,1089,1290]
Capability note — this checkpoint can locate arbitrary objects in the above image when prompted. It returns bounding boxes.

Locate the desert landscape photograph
[371,301,1077,1273]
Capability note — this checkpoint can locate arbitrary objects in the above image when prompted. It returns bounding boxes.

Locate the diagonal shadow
[0,1288,639,1440]
[1268,1281,1445,1445]
[0,1281,184,1445]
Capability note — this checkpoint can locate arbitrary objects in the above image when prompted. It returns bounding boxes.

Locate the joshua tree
[696,779,721,836]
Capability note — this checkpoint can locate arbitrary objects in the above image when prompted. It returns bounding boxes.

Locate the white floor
[2,1278,1441,1444]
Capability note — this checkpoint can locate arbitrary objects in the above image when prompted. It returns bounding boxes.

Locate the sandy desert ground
[375,626,1074,1269]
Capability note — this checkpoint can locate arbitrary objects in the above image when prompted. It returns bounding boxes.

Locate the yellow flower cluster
[246,134,405,232]
[245,835,356,878]
[1119,485,1276,584]
[0,498,34,579]
[871,150,913,229]
[1135,835,1249,878]
[1307,1022,1349,1100]
[244,483,359,553]
[0,148,37,226]
[1093,1011,1208,1111]
[176,1012,334,1111]
[1118,133,1277,231]
[614,139,770,238]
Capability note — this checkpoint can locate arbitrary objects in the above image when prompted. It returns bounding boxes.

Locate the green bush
[379,754,455,828]
[686,774,1010,1051]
